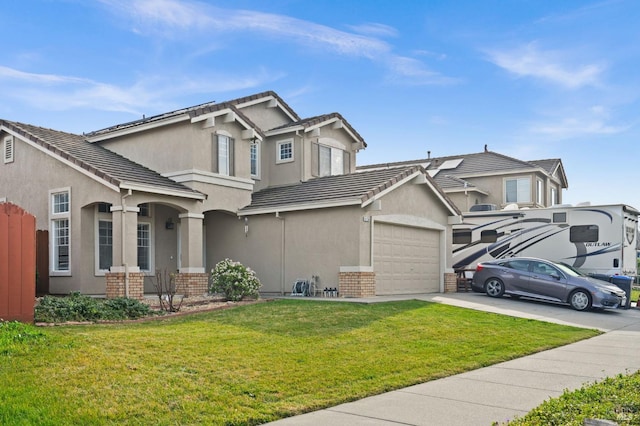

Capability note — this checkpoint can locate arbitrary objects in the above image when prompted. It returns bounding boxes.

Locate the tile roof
[2,120,204,197]
[358,150,567,190]
[86,91,299,137]
[240,166,436,213]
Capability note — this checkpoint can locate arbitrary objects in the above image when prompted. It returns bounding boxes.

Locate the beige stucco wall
[206,205,362,294]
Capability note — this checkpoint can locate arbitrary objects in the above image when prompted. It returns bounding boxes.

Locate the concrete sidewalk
[266,293,640,426]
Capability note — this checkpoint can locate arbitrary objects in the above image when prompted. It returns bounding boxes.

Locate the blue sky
[2,0,639,209]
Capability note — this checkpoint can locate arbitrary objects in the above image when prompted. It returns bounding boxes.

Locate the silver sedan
[471,257,627,311]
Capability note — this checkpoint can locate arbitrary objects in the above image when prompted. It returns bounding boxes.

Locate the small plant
[0,320,46,356]
[209,259,261,301]
[152,270,184,312]
[34,293,155,323]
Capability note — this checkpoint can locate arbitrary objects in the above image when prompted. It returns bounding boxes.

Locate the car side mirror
[551,274,561,281]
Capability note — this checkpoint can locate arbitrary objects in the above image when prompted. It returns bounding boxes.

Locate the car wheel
[569,289,592,311]
[484,278,505,298]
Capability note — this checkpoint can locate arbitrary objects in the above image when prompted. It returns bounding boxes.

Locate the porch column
[177,213,208,296]
[106,204,143,300]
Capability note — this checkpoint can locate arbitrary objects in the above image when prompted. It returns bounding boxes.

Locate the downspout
[121,189,133,298]
[296,130,305,181]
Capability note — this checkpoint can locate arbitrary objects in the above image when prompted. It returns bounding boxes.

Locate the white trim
[234,95,298,121]
[137,220,154,273]
[110,265,141,273]
[109,205,140,213]
[361,171,421,207]
[339,266,374,273]
[276,139,294,164]
[265,126,304,137]
[179,267,206,274]
[250,141,261,180]
[178,213,205,219]
[372,214,447,231]
[163,169,253,191]
[49,187,72,275]
[86,115,190,142]
[239,199,361,216]
[119,182,206,200]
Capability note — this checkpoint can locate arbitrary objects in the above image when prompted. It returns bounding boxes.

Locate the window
[536,179,543,205]
[505,259,530,272]
[137,223,151,271]
[52,192,69,213]
[453,229,472,244]
[318,145,345,176]
[98,220,112,271]
[277,139,293,163]
[3,136,14,164]
[52,219,70,271]
[138,203,150,217]
[250,142,260,178]
[505,178,531,203]
[480,230,498,243]
[50,188,71,274]
[213,134,235,176]
[551,188,558,206]
[570,225,599,243]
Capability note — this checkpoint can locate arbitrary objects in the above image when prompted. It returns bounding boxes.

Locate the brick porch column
[339,267,376,298]
[444,272,457,293]
[105,271,144,300]
[175,272,209,297]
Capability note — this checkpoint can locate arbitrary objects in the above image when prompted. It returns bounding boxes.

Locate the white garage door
[374,223,440,295]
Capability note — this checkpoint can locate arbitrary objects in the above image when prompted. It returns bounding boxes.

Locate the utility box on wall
[0,202,36,323]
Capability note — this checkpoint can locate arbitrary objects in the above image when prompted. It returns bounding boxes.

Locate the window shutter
[211,134,219,173]
[228,137,235,176]
[343,151,350,174]
[4,136,14,164]
[311,142,319,177]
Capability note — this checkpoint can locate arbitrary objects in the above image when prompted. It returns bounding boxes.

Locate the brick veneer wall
[339,271,376,298]
[106,272,144,300]
[444,272,457,293]
[175,273,209,297]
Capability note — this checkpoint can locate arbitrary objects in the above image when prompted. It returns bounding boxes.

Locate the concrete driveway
[267,292,640,425]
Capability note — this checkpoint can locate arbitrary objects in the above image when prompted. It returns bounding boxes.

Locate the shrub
[209,259,261,301]
[35,293,155,323]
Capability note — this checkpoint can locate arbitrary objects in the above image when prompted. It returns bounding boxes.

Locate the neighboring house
[0,91,460,298]
[358,145,568,213]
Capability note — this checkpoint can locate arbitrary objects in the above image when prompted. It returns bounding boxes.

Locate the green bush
[0,320,45,356]
[209,259,261,301]
[35,293,154,323]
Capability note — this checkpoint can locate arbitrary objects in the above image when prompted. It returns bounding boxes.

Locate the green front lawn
[1,300,598,425]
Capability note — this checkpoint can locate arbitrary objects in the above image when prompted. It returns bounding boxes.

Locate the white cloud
[101,0,454,85]
[486,42,605,89]
[0,65,283,114]
[529,108,629,139]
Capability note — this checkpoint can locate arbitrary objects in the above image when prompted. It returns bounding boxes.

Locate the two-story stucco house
[1,91,460,299]
[358,145,568,213]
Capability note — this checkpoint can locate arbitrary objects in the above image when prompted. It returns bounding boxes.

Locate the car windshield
[556,262,586,277]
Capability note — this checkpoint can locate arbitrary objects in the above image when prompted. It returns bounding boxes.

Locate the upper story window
[138,203,150,217]
[505,177,531,203]
[250,142,260,179]
[213,133,235,176]
[52,191,70,214]
[3,135,14,164]
[551,187,558,206]
[319,145,345,176]
[277,139,294,163]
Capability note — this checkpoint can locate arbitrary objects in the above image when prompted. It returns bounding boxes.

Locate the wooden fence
[0,202,36,323]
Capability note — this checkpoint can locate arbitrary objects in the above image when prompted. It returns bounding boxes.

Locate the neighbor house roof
[358,150,568,191]
[239,166,459,215]
[1,120,205,199]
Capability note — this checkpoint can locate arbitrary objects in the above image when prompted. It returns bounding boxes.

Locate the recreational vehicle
[453,204,639,278]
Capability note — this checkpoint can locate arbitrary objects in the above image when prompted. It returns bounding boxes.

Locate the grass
[506,371,640,425]
[0,299,599,425]
[631,287,639,304]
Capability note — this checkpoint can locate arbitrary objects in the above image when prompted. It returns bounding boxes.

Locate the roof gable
[240,166,458,215]
[266,112,367,148]
[1,120,205,199]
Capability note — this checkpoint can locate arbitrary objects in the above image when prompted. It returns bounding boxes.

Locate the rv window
[453,229,472,244]
[480,230,498,243]
[569,225,599,243]
[552,212,567,223]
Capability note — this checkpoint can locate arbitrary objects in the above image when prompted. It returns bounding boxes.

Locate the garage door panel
[374,223,439,295]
